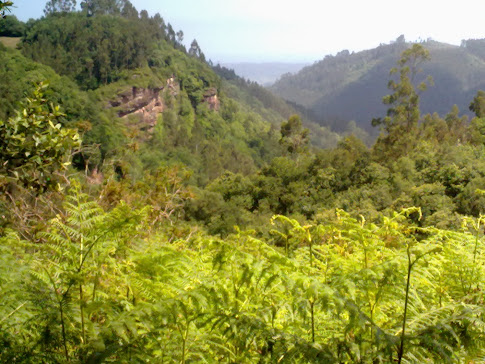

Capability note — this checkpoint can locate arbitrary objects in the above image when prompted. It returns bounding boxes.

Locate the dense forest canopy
[1,1,485,362]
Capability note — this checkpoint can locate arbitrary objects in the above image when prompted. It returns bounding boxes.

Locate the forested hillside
[2,1,485,362]
[271,37,485,132]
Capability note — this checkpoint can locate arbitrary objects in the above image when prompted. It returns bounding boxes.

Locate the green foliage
[188,39,205,61]
[44,0,77,15]
[0,1,13,17]
[3,197,485,362]
[80,0,123,16]
[21,12,160,89]
[5,6,485,363]
[0,83,80,192]
[280,114,310,155]
[469,90,485,118]
[0,14,24,36]
[0,46,93,123]
[373,44,433,157]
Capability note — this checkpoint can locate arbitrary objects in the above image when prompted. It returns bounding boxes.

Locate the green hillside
[3,1,485,362]
[271,38,485,131]
[4,9,316,186]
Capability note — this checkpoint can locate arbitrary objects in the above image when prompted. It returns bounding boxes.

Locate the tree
[189,39,205,61]
[176,30,184,44]
[44,0,76,15]
[166,22,175,43]
[120,0,137,18]
[0,14,24,36]
[139,8,148,20]
[469,90,485,118]
[372,44,433,156]
[80,0,122,16]
[279,114,309,154]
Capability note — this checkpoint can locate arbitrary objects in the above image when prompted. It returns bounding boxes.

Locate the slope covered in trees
[1,1,325,186]
[2,1,485,362]
[271,38,485,132]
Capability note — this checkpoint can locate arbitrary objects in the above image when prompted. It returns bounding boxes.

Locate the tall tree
[469,90,485,118]
[44,0,77,15]
[80,0,122,16]
[120,0,137,18]
[189,39,205,61]
[176,30,184,44]
[372,44,432,157]
[166,22,175,43]
[139,8,148,20]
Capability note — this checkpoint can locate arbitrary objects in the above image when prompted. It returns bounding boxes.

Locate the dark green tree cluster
[0,14,24,36]
[21,13,158,88]
[23,0,187,89]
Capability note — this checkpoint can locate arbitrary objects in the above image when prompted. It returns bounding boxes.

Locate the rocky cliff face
[109,86,165,132]
[108,77,219,133]
[203,87,220,111]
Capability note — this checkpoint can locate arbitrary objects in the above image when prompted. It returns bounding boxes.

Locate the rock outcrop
[109,86,164,132]
[107,77,219,135]
[203,87,220,111]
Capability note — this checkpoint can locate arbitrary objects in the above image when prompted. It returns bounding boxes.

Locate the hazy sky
[9,0,485,63]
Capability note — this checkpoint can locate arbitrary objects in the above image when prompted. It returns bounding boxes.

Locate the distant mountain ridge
[270,39,485,131]
[221,62,309,86]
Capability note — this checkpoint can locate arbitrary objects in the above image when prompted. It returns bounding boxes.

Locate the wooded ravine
[1,1,485,362]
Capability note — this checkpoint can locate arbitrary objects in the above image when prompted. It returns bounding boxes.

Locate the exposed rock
[109,86,165,133]
[166,75,176,89]
[203,87,220,111]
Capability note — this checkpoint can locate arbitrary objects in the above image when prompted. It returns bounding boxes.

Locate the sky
[9,0,485,63]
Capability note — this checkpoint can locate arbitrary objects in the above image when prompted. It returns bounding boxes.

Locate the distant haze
[221,62,309,85]
[10,0,485,63]
[271,40,485,132]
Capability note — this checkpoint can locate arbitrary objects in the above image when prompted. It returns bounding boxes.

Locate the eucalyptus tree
[44,0,77,15]
[372,44,433,157]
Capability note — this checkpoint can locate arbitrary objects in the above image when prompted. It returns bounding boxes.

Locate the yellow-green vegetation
[2,188,485,362]
[0,36,19,48]
[3,1,485,362]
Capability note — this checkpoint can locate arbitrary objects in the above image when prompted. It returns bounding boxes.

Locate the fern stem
[92,272,98,301]
[80,284,86,344]
[59,299,70,362]
[43,266,70,361]
[80,231,86,346]
[310,299,315,343]
[0,302,26,324]
[308,234,313,268]
[180,323,189,364]
[471,218,481,291]
[398,249,413,364]
[285,236,288,257]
